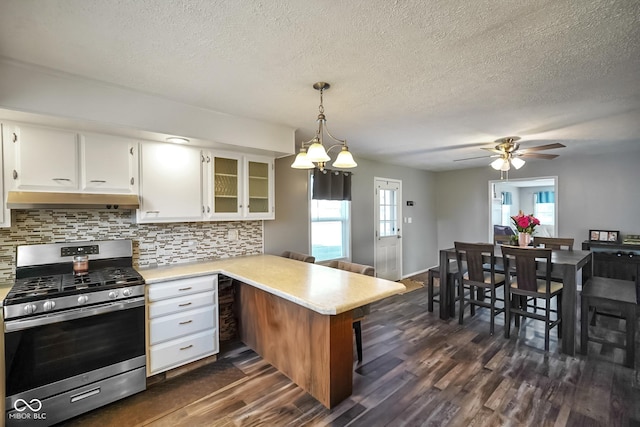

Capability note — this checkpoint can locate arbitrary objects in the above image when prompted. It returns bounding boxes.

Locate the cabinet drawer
[148,275,217,301]
[149,328,217,374]
[149,305,216,345]
[149,290,216,318]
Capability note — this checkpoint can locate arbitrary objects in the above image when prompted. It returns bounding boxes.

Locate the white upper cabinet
[208,152,243,219]
[137,141,203,223]
[2,123,139,195]
[244,155,274,220]
[4,123,78,191]
[204,152,274,220]
[0,124,9,227]
[80,133,138,194]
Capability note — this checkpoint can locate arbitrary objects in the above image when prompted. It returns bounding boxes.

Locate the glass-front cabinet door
[212,154,242,218]
[245,156,274,219]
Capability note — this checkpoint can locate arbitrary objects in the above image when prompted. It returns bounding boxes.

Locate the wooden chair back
[501,245,552,293]
[454,242,496,285]
[326,260,375,276]
[281,251,315,263]
[535,237,574,251]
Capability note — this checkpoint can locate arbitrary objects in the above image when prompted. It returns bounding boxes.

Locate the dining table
[438,244,593,356]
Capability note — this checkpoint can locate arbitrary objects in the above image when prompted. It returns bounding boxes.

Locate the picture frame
[589,229,620,243]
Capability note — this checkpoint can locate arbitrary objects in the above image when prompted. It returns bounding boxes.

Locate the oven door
[4,298,145,400]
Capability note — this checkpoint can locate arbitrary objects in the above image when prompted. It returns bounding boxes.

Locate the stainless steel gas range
[3,240,146,426]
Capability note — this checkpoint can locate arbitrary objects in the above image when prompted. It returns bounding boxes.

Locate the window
[534,191,555,225]
[378,188,398,237]
[310,199,350,262]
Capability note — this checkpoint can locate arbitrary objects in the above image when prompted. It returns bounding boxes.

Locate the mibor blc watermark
[8,398,47,422]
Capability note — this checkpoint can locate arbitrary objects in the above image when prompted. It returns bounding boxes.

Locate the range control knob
[43,301,56,311]
[108,291,118,300]
[78,295,89,305]
[23,304,37,315]
[122,288,132,297]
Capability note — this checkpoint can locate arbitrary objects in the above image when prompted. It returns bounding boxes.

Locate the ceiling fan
[455,136,565,172]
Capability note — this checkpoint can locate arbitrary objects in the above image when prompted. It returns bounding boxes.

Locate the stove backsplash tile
[0,210,263,283]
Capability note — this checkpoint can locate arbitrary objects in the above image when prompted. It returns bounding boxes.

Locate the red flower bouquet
[511,211,540,234]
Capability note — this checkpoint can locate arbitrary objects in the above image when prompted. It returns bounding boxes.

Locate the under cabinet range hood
[6,191,140,210]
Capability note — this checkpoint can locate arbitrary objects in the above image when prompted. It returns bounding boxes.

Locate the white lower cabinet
[147,275,219,375]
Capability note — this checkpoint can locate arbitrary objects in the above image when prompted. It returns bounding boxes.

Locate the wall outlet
[227,229,238,241]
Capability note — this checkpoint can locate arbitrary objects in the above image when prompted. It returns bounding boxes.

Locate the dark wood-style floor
[63,273,640,426]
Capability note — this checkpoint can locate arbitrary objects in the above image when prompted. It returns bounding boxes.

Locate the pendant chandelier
[291,82,357,171]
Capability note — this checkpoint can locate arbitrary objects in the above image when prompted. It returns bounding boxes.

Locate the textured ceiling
[0,0,639,170]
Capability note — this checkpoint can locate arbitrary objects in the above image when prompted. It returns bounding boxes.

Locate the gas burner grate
[62,272,105,290]
[7,276,62,300]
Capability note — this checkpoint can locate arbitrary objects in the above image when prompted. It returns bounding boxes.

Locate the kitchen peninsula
[140,254,405,408]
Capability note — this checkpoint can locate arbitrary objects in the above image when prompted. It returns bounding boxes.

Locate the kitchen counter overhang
[138,254,406,315]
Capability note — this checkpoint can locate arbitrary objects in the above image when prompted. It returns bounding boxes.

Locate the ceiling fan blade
[481,148,504,154]
[518,153,560,159]
[454,154,499,161]
[520,143,566,152]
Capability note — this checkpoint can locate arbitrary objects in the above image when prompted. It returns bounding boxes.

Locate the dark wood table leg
[624,304,636,368]
[439,249,450,320]
[561,265,577,356]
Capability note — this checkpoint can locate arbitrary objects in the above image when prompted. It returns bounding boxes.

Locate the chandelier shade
[291,82,357,171]
[490,156,525,171]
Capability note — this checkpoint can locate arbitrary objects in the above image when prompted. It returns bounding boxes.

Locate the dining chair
[454,242,505,335]
[501,245,563,351]
[528,237,574,311]
[326,260,375,363]
[534,237,574,251]
[427,264,460,314]
[281,251,316,263]
[580,276,637,367]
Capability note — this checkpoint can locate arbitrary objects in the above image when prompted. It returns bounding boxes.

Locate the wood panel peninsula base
[138,255,406,409]
[239,283,353,408]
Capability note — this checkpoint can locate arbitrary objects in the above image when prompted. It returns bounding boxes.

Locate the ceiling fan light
[332,147,357,168]
[511,157,525,169]
[291,150,315,169]
[306,141,331,162]
[491,158,505,170]
[501,161,511,171]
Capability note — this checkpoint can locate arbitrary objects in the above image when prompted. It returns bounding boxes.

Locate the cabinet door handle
[178,287,192,291]
[180,344,193,351]
[53,178,72,181]
[207,206,211,213]
[90,180,106,183]
[129,147,134,155]
[12,133,17,143]
[130,177,134,185]
[179,320,193,325]
[12,170,17,180]
[178,302,192,307]
[146,210,160,214]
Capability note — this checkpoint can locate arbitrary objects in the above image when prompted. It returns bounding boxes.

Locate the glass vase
[518,232,532,247]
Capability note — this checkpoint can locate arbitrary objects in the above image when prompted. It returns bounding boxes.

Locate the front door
[374,178,402,281]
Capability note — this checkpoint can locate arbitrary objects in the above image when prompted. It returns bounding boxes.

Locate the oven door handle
[4,297,145,332]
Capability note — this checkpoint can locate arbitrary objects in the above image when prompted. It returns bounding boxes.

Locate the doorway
[374,177,402,281]
[488,176,558,242]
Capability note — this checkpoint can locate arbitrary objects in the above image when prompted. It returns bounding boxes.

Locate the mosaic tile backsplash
[0,210,263,283]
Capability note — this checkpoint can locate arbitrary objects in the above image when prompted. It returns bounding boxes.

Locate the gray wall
[436,149,640,263]
[265,156,437,277]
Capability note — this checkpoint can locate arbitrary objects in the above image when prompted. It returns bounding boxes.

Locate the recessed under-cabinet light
[166,137,189,144]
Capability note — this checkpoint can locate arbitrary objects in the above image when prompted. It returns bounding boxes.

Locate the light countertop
[138,254,406,315]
